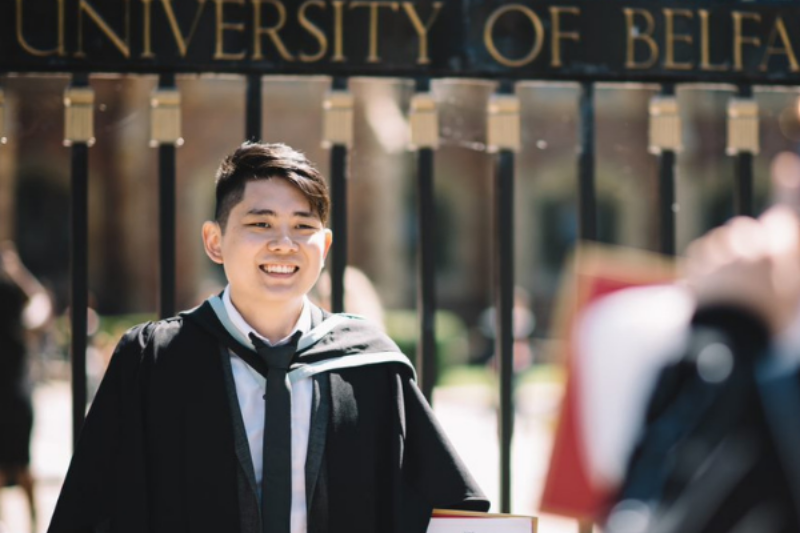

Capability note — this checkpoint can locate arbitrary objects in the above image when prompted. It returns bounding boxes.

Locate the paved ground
[0,379,583,533]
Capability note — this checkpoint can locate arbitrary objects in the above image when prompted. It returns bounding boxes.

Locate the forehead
[236,178,313,213]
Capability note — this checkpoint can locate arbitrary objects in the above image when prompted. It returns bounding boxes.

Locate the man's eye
[297,224,317,230]
[250,222,270,228]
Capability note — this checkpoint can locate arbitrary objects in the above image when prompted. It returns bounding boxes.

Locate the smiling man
[48,143,488,533]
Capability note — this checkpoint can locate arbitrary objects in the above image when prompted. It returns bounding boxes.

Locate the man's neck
[229,292,304,345]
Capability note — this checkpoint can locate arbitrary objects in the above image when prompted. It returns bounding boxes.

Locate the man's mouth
[261,264,299,275]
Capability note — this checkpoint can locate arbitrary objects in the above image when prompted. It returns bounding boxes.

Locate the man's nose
[267,231,298,252]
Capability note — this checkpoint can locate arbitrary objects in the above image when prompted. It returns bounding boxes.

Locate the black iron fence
[2,0,792,514]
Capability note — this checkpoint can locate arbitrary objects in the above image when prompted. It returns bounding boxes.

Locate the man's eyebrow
[245,208,316,218]
[245,208,276,216]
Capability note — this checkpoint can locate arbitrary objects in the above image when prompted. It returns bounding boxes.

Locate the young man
[48,143,488,533]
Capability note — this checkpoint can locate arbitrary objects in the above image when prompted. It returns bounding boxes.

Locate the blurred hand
[686,204,800,335]
[0,240,21,274]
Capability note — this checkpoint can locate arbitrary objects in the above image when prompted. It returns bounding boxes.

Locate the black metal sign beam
[4,0,800,83]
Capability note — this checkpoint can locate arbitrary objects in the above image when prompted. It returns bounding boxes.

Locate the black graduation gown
[48,301,489,533]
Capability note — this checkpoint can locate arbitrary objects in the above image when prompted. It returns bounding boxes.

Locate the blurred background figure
[313,266,386,329]
[478,286,536,372]
[604,153,800,533]
[0,241,52,533]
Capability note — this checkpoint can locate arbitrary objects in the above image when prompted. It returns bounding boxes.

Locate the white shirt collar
[222,286,311,347]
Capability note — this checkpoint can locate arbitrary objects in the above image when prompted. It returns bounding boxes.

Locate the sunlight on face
[203,178,332,318]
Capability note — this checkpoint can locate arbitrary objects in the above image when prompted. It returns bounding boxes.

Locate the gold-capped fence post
[488,81,519,513]
[409,81,439,403]
[650,87,681,255]
[409,93,439,149]
[64,86,95,146]
[150,88,183,147]
[323,81,353,313]
[153,74,179,318]
[729,88,758,216]
[487,94,521,153]
[66,74,92,449]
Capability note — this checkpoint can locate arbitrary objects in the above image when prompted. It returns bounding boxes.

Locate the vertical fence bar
[65,73,93,447]
[246,73,262,141]
[496,149,514,513]
[330,145,347,313]
[578,82,597,242]
[729,85,757,217]
[152,73,181,318]
[488,81,519,513]
[649,84,682,256]
[410,78,438,402]
[659,149,677,256]
[0,85,5,144]
[735,153,754,217]
[577,80,597,533]
[659,84,677,256]
[324,77,351,313]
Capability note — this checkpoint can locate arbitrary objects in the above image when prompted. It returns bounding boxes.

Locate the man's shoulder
[296,312,416,379]
[114,311,214,361]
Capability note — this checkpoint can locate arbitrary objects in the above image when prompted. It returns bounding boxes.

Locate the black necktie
[249,332,301,533]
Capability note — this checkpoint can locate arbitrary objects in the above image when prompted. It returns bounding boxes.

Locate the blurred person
[602,153,800,533]
[0,241,53,533]
[311,266,386,329]
[478,286,536,371]
[48,142,488,533]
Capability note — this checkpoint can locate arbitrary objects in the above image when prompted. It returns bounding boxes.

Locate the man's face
[202,178,332,314]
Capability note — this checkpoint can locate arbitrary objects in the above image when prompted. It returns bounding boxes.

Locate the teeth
[265,264,295,274]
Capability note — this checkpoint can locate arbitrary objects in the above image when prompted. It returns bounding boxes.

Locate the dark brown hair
[214,142,330,231]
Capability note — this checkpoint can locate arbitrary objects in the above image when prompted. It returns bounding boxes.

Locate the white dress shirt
[223,287,313,533]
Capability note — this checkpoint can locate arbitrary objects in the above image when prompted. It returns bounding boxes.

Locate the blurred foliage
[383,309,470,371]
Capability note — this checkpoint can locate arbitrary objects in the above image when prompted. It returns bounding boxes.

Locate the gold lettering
[161,0,207,57]
[350,1,399,63]
[298,0,327,63]
[16,0,65,57]
[484,4,544,67]
[402,2,443,65]
[214,0,246,60]
[759,16,799,72]
[77,0,130,58]
[332,1,346,62]
[733,11,761,71]
[549,6,580,68]
[663,8,693,70]
[699,9,728,71]
[253,0,294,61]
[142,0,154,58]
[624,8,658,69]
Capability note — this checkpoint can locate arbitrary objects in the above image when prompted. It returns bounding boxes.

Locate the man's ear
[202,221,224,265]
[322,229,333,262]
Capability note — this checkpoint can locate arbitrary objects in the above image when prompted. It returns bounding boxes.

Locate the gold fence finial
[409,93,439,150]
[322,91,354,148]
[487,94,521,153]
[150,88,183,147]
[727,97,759,155]
[648,95,682,154]
[64,86,95,146]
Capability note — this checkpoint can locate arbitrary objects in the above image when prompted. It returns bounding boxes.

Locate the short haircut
[214,142,330,231]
